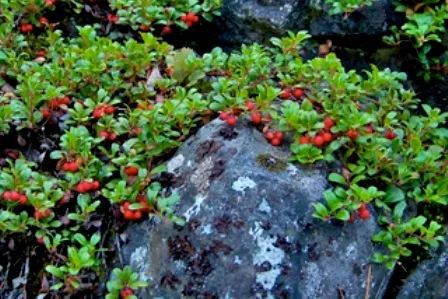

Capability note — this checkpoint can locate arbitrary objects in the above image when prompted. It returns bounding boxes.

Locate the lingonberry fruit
[10,191,20,202]
[251,112,262,125]
[313,136,324,147]
[139,24,150,32]
[93,108,104,119]
[219,112,229,120]
[245,101,255,111]
[104,106,115,114]
[324,117,335,131]
[322,132,332,143]
[264,131,274,141]
[280,89,291,99]
[346,129,359,141]
[293,88,304,99]
[226,115,237,126]
[358,209,370,220]
[99,131,109,139]
[2,191,11,200]
[365,124,375,134]
[120,287,134,298]
[36,237,45,245]
[299,135,311,144]
[384,129,397,140]
[124,166,139,176]
[161,26,172,35]
[271,138,281,146]
[348,214,355,223]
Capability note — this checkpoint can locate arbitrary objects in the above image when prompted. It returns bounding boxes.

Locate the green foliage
[324,0,380,16]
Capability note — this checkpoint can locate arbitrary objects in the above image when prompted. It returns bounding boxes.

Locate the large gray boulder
[120,118,392,298]
[397,244,448,299]
[203,0,399,49]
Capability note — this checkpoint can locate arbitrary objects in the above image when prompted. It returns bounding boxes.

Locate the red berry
[61,96,70,105]
[264,131,274,141]
[76,182,88,193]
[293,88,304,99]
[109,132,117,140]
[192,15,199,23]
[124,166,139,176]
[36,236,45,245]
[62,163,70,172]
[324,117,335,131]
[385,129,397,140]
[346,129,359,141]
[348,214,355,223]
[123,201,131,210]
[123,210,134,220]
[93,108,104,119]
[313,136,324,147]
[219,112,229,120]
[69,162,79,172]
[45,0,54,6]
[107,14,119,23]
[299,135,311,144]
[365,124,375,134]
[245,101,255,111]
[359,203,367,212]
[280,89,291,99]
[139,24,150,32]
[161,26,172,35]
[134,210,142,220]
[42,108,51,119]
[2,191,12,200]
[43,209,51,217]
[226,115,237,126]
[34,209,44,220]
[40,17,49,26]
[271,138,281,146]
[186,12,196,23]
[99,131,109,139]
[251,112,262,125]
[120,287,134,298]
[10,191,20,202]
[322,132,332,143]
[104,106,116,114]
[36,50,46,57]
[358,209,370,220]
[91,180,100,190]
[180,14,188,22]
[275,131,284,140]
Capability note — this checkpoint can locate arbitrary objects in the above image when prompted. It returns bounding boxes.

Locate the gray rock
[120,119,392,298]
[397,244,448,299]
[205,0,399,49]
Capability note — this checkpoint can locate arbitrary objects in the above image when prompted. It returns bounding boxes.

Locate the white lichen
[201,224,213,235]
[167,154,185,174]
[258,198,272,214]
[130,246,151,282]
[250,222,285,290]
[232,176,256,194]
[184,195,207,221]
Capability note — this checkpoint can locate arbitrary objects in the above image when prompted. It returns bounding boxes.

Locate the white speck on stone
[234,256,242,265]
[287,164,298,176]
[184,195,207,222]
[201,224,213,235]
[250,222,285,290]
[232,176,256,194]
[283,4,292,13]
[225,292,233,299]
[258,198,272,214]
[187,160,192,167]
[167,154,185,174]
[302,262,324,298]
[130,246,150,282]
[346,242,357,258]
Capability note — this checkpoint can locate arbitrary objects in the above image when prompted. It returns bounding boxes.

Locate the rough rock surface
[120,119,392,298]
[201,0,400,49]
[397,244,448,299]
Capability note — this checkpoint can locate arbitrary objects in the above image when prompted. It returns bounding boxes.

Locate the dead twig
[365,264,372,299]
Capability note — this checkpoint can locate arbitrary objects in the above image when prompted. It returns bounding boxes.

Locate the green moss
[255,153,288,172]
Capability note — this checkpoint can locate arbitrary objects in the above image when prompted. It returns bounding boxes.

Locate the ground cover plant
[1,1,447,297]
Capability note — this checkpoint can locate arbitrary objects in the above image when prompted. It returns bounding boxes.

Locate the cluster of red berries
[121,197,151,221]
[34,207,52,220]
[120,287,134,298]
[2,191,28,205]
[348,204,371,223]
[20,22,33,33]
[42,96,70,119]
[124,166,139,176]
[264,130,284,146]
[76,180,100,193]
[62,161,79,172]
[99,130,118,141]
[180,12,199,27]
[219,112,237,126]
[107,14,119,24]
[297,117,334,147]
[280,88,304,100]
[93,104,116,119]
[136,103,154,110]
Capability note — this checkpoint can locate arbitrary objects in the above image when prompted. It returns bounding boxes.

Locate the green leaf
[393,201,407,220]
[335,209,350,221]
[328,173,346,185]
[385,185,405,203]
